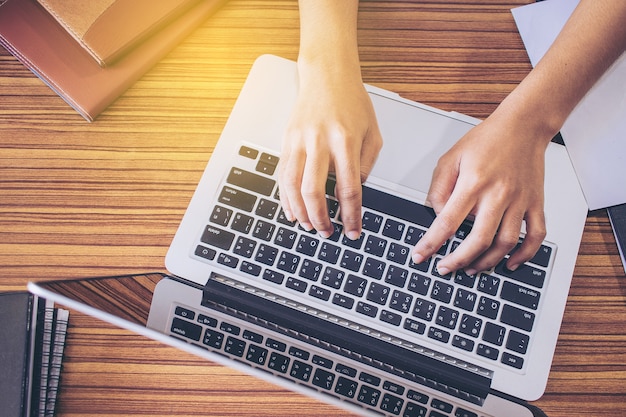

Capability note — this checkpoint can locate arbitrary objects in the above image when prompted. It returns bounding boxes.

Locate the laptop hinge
[202,274,493,405]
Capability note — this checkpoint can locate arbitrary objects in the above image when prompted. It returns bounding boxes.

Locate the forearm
[495,0,626,143]
[297,0,361,78]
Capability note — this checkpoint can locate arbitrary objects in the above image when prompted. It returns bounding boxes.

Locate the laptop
[29,54,588,417]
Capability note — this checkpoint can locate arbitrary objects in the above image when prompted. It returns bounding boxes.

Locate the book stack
[0,0,226,121]
[0,292,69,417]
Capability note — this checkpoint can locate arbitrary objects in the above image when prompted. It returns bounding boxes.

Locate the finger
[300,148,333,237]
[506,206,546,271]
[412,189,475,267]
[278,144,308,226]
[435,198,505,275]
[465,207,525,274]
[359,126,383,183]
[333,143,364,240]
[426,155,459,214]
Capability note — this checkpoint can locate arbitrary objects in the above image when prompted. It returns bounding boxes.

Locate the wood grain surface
[1,1,625,416]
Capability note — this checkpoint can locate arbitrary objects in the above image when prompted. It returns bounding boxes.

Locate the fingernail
[319,229,332,239]
[464,268,477,276]
[507,263,520,271]
[300,222,313,231]
[437,265,450,276]
[346,230,361,240]
[412,252,425,264]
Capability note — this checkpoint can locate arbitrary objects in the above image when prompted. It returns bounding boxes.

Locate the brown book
[0,0,225,122]
[36,0,202,67]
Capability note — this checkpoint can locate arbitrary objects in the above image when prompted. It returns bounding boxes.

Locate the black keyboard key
[455,222,473,240]
[361,186,436,229]
[312,354,334,369]
[412,298,436,322]
[342,232,365,249]
[328,222,343,241]
[197,314,218,327]
[171,317,202,341]
[277,252,300,274]
[363,257,386,280]
[335,376,358,398]
[225,336,246,357]
[318,241,341,264]
[312,368,335,390]
[435,306,460,329]
[383,381,405,396]
[453,288,477,311]
[288,346,310,360]
[321,266,344,287]
[201,225,235,250]
[482,322,506,346]
[254,244,278,266]
[195,245,217,260]
[431,398,453,413]
[362,211,383,233]
[341,250,364,272]
[387,242,410,265]
[501,304,535,332]
[252,220,275,241]
[530,244,552,268]
[432,258,452,280]
[356,301,378,318]
[286,276,307,293]
[476,343,499,360]
[389,290,413,314]
[495,260,546,289]
[364,235,388,257]
[239,145,258,159]
[274,227,297,249]
[501,281,541,310]
[404,225,425,246]
[296,234,320,256]
[406,389,429,404]
[300,259,324,281]
[289,360,313,382]
[219,186,256,212]
[217,253,239,268]
[242,330,263,343]
[380,393,404,415]
[477,274,501,296]
[332,293,355,309]
[501,352,524,369]
[367,282,391,305]
[404,318,426,335]
[267,352,290,373]
[357,385,381,407]
[359,372,381,386]
[452,335,475,352]
[428,326,450,343]
[231,212,254,233]
[257,152,279,174]
[327,199,340,219]
[335,363,358,377]
[219,321,240,335]
[175,306,195,321]
[408,273,431,295]
[265,338,286,352]
[309,285,331,301]
[255,198,279,219]
[276,209,296,227]
[454,270,477,288]
[506,330,530,354]
[455,408,478,417]
[459,314,483,338]
[227,167,275,196]
[240,260,262,276]
[233,236,256,258]
[380,309,402,326]
[477,296,500,320]
[246,344,268,365]
[429,411,448,417]
[203,329,224,349]
[262,269,285,284]
[209,205,232,226]
[430,280,454,304]
[385,265,409,288]
[344,274,367,297]
[404,402,427,417]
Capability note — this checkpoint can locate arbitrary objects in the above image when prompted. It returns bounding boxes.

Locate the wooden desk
[1,1,625,415]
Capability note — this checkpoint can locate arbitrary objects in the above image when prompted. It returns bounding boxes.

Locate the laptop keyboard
[170,301,481,417]
[194,143,555,373]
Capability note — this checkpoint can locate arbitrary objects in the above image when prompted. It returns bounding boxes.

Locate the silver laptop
[30,54,588,417]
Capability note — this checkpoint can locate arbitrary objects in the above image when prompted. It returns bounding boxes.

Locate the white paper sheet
[512,0,626,210]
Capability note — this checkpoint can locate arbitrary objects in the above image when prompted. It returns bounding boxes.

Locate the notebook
[29,54,589,417]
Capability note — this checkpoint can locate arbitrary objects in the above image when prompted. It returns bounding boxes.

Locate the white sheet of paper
[512,0,626,210]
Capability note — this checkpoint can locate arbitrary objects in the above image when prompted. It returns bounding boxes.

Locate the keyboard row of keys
[171,304,479,417]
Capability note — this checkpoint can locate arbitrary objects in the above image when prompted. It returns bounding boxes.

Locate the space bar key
[361,185,437,229]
